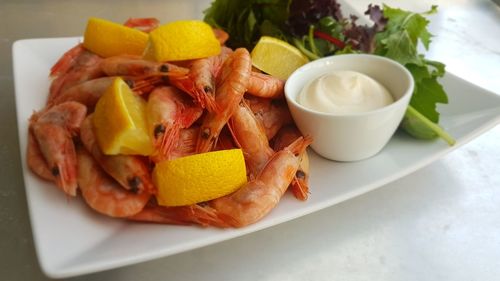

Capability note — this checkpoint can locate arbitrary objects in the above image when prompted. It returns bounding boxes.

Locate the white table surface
[1,0,499,280]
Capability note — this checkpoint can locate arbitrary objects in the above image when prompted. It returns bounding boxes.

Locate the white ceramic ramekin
[285,54,414,161]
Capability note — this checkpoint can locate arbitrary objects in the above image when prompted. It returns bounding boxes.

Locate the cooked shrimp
[77,146,150,218]
[100,55,189,77]
[246,96,293,140]
[30,101,87,196]
[124,17,160,33]
[27,130,55,182]
[80,115,156,194]
[128,202,229,227]
[246,72,285,99]
[228,100,274,178]
[210,136,313,227]
[48,45,104,104]
[196,48,252,153]
[273,125,310,201]
[147,86,203,162]
[50,76,164,109]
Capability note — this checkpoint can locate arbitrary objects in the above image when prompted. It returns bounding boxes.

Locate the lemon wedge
[83,17,149,57]
[153,149,247,206]
[251,36,309,80]
[143,20,221,61]
[93,77,153,155]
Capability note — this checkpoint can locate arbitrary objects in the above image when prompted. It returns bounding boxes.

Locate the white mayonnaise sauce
[298,70,394,114]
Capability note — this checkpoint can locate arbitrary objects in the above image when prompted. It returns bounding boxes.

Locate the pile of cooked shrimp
[27,18,312,228]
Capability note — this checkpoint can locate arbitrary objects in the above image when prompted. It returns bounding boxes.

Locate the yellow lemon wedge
[251,36,309,80]
[83,17,148,57]
[143,20,221,61]
[93,77,153,155]
[153,149,247,206]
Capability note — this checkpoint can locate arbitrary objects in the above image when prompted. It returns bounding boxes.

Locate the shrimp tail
[273,125,311,201]
[285,135,313,157]
[188,204,231,228]
[49,43,85,77]
[290,176,309,201]
[212,28,229,45]
[123,17,160,33]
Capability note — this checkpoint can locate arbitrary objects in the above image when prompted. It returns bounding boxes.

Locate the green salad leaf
[203,0,290,49]
[373,5,454,144]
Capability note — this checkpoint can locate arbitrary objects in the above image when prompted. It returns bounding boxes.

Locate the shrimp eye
[51,166,60,176]
[123,78,135,88]
[128,177,141,193]
[154,124,166,138]
[296,170,306,179]
[203,85,213,94]
[271,99,283,106]
[72,135,82,146]
[201,128,211,139]
[159,64,169,73]
[161,76,170,83]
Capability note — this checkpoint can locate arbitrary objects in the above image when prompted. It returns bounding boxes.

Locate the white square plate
[13,37,500,278]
